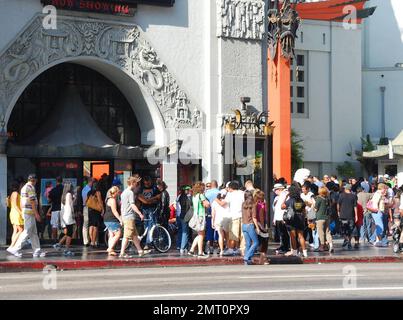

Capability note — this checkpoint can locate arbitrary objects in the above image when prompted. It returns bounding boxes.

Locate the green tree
[355,134,377,176]
[336,161,356,179]
[291,129,304,176]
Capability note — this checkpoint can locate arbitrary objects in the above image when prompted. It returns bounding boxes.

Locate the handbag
[183,206,194,223]
[188,195,205,231]
[189,213,205,232]
[283,206,295,221]
[87,194,102,212]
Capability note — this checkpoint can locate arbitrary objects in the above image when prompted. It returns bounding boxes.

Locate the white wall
[363,0,403,68]
[362,0,403,143]
[292,20,362,174]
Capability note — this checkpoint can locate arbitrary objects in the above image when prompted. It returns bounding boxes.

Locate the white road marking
[238,274,365,279]
[72,287,403,300]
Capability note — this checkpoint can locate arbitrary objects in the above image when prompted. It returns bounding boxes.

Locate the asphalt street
[1,263,403,300]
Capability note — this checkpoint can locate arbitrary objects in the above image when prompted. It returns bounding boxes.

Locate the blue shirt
[82,184,91,206]
[205,188,220,215]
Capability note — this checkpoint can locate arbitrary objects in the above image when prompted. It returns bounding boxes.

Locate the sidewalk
[1,238,402,273]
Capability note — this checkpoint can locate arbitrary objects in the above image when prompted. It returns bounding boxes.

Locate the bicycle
[139,218,172,253]
[104,217,172,253]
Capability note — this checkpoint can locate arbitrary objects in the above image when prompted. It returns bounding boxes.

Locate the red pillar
[268,45,292,183]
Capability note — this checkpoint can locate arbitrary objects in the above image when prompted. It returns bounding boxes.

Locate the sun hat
[273,183,285,191]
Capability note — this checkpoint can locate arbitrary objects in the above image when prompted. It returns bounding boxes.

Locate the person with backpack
[283,183,307,257]
[337,184,358,250]
[314,187,333,253]
[176,185,192,255]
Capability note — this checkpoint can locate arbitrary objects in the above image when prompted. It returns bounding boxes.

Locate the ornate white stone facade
[216,0,265,40]
[0,14,203,129]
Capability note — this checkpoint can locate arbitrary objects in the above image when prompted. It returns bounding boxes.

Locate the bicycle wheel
[152,225,171,253]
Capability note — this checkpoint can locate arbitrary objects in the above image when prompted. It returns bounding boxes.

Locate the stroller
[391,213,402,253]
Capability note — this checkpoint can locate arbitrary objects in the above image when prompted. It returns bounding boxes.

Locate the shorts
[286,213,305,232]
[88,209,102,227]
[63,224,74,237]
[123,219,138,239]
[217,217,231,233]
[229,218,242,242]
[340,219,355,237]
[105,221,121,233]
[51,211,60,229]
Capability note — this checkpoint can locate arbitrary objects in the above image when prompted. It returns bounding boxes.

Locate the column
[162,161,178,203]
[268,44,292,183]
[0,153,7,245]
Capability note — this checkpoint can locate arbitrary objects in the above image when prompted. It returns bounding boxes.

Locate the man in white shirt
[272,183,289,254]
[216,181,244,256]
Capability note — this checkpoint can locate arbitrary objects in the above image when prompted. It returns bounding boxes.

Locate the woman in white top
[53,183,76,256]
[212,190,231,256]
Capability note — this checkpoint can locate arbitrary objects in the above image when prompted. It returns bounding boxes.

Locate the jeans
[144,208,156,245]
[361,213,376,242]
[178,218,189,250]
[242,224,259,262]
[205,215,215,242]
[312,226,320,249]
[14,213,41,252]
[371,211,389,245]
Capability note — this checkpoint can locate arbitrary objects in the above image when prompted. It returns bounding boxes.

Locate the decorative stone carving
[268,0,300,60]
[0,14,202,130]
[217,0,265,40]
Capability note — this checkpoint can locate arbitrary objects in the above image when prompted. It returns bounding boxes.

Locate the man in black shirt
[48,176,64,241]
[337,184,358,250]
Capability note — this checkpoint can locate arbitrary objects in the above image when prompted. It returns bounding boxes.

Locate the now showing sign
[41,0,175,17]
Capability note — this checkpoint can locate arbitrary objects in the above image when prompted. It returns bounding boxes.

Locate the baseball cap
[273,183,285,191]
[384,174,390,180]
[181,185,191,191]
[28,173,37,181]
[344,183,352,190]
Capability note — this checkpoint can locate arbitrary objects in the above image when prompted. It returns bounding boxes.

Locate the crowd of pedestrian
[272,173,403,257]
[4,171,403,263]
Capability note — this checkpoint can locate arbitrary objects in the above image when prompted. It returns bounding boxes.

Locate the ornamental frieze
[217,0,265,40]
[0,14,202,130]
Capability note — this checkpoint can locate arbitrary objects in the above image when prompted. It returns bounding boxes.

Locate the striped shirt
[21,183,37,215]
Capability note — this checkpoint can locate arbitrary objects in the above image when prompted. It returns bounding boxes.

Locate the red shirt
[356,203,364,227]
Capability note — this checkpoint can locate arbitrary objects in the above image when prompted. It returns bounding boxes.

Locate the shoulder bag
[87,193,102,213]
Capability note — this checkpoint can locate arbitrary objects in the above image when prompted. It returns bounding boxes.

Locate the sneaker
[138,249,151,257]
[33,250,46,258]
[222,248,234,256]
[179,249,187,256]
[302,250,308,258]
[187,251,196,257]
[243,260,253,265]
[354,243,359,249]
[119,253,133,258]
[197,254,209,259]
[63,250,75,257]
[53,243,62,251]
[7,248,22,258]
[347,243,353,250]
[342,239,349,248]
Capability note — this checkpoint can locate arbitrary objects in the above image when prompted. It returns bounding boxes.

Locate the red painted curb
[0,255,402,272]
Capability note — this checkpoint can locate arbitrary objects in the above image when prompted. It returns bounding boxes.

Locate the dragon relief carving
[0,15,203,130]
